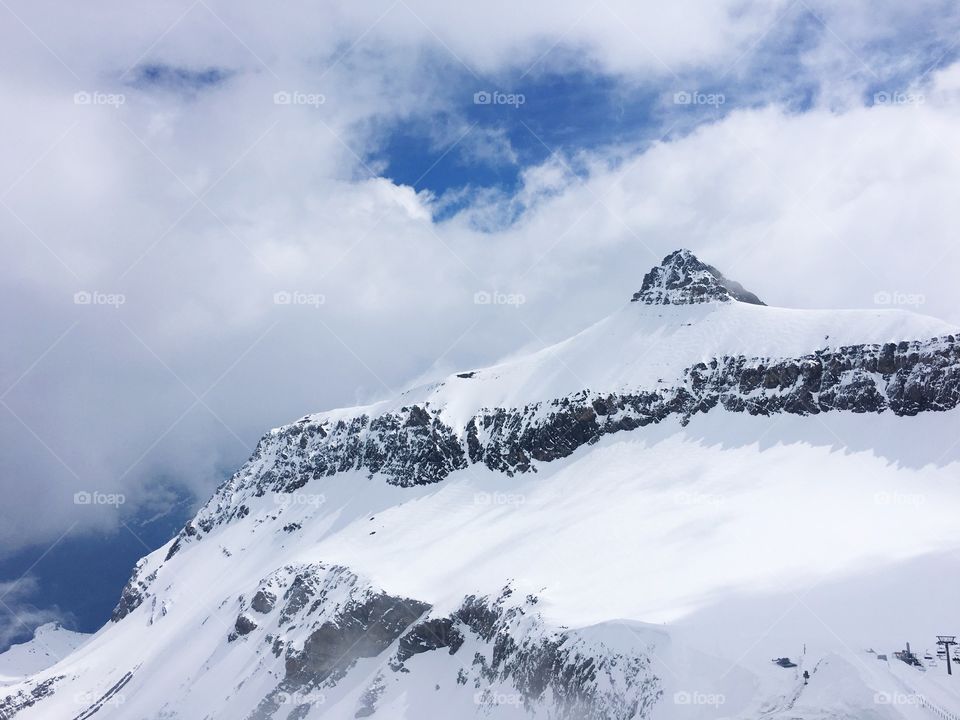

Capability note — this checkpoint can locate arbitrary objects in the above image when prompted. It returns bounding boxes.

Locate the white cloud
[457,99,960,323]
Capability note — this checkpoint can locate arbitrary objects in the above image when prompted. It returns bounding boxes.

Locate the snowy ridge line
[0,624,89,680]
[155,331,960,551]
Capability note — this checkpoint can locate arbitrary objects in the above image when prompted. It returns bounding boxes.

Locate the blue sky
[3,0,960,651]
[0,500,192,643]
[364,1,960,206]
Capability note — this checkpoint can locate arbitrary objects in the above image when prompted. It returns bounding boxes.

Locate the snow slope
[313,295,957,430]
[0,623,88,683]
[3,249,960,720]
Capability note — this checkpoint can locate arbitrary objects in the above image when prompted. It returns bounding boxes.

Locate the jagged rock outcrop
[198,566,662,720]
[631,249,765,305]
[392,588,661,720]
[0,676,62,719]
[212,563,662,720]
[238,564,431,719]
[468,334,960,472]
[110,559,157,622]
[149,332,960,555]
[393,617,464,666]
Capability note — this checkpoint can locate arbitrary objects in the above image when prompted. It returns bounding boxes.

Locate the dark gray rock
[251,590,277,614]
[631,249,765,305]
[402,588,662,720]
[354,673,386,718]
[284,592,429,686]
[172,334,960,546]
[393,617,465,667]
[111,563,157,622]
[0,675,62,718]
[234,614,258,637]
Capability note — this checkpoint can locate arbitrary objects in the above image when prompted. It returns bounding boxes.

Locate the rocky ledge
[154,331,960,549]
[225,565,660,720]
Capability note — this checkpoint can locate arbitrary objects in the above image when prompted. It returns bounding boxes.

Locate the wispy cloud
[0,576,67,651]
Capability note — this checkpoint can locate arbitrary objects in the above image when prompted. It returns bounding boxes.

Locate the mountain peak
[631,249,765,306]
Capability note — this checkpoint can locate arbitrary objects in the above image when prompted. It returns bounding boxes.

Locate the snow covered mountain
[4,249,960,720]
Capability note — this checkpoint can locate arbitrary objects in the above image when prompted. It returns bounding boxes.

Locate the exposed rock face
[153,332,959,553]
[284,593,431,687]
[0,676,62,719]
[469,334,960,473]
[251,589,277,614]
[354,674,386,718]
[259,406,467,494]
[392,588,662,720]
[231,614,258,639]
[631,249,765,305]
[393,617,464,666]
[238,564,432,719]
[205,564,660,720]
[110,560,157,622]
[144,562,662,720]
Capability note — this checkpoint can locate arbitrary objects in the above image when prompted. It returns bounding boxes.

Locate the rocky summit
[631,248,765,305]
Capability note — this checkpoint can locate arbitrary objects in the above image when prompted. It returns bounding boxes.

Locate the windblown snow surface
[4,251,960,720]
[0,624,88,683]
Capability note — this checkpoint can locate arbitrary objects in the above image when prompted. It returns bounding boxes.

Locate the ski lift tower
[936,636,957,675]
